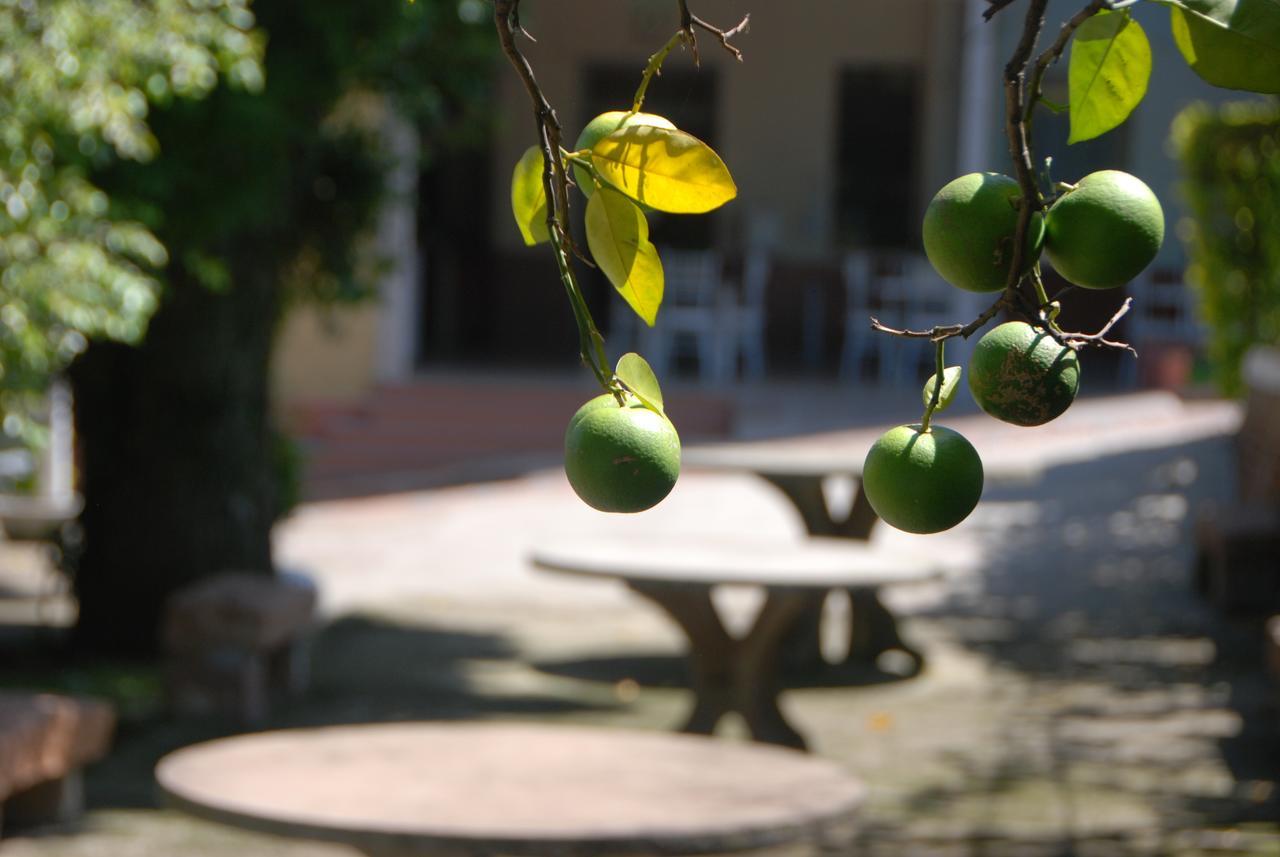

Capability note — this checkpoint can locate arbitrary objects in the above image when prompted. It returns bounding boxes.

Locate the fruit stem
[920,339,946,433]
[552,229,613,390]
[633,30,687,112]
[1030,267,1066,335]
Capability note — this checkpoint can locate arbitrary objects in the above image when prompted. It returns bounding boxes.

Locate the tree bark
[69,259,280,656]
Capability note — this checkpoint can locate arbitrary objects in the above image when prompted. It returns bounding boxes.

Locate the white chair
[716,250,769,381]
[841,253,953,385]
[840,253,920,383]
[891,259,957,383]
[641,249,724,382]
[840,253,878,381]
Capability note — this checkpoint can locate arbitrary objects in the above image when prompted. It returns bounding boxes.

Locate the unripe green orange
[862,424,984,534]
[573,111,676,197]
[968,321,1080,426]
[922,173,1045,293]
[1045,170,1164,289]
[564,393,681,513]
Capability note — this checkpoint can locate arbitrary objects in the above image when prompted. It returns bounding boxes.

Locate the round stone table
[156,722,866,857]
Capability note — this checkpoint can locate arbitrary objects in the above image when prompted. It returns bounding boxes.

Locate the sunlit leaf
[922,366,962,413]
[1156,0,1280,93]
[585,187,664,326]
[510,146,549,246]
[616,352,664,414]
[1067,11,1151,144]
[589,124,737,214]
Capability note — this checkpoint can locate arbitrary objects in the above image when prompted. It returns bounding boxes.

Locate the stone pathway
[3,391,1278,856]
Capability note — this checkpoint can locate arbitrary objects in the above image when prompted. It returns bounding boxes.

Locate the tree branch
[494,0,611,389]
[677,0,749,64]
[984,0,1023,22]
[1059,298,1136,353]
[1024,0,1107,126]
[870,293,1011,342]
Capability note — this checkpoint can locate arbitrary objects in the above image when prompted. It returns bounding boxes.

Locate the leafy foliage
[923,366,963,413]
[508,113,735,334]
[615,352,664,414]
[589,124,737,215]
[0,0,261,428]
[1172,101,1280,395]
[1158,0,1280,93]
[1067,11,1151,144]
[585,188,664,326]
[511,145,549,246]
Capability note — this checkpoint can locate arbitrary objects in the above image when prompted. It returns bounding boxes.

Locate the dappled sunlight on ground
[3,392,1277,855]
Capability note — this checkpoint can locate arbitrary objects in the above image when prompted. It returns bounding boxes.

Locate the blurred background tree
[16,0,497,655]
[1174,101,1280,396]
[0,0,261,438]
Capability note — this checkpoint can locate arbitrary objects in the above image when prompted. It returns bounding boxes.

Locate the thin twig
[1000,0,1050,301]
[494,0,610,388]
[689,13,750,61]
[1024,0,1107,126]
[869,293,1011,342]
[984,0,1023,22]
[1060,298,1136,352]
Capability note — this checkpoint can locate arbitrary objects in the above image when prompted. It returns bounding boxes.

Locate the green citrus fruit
[1045,170,1164,289]
[968,321,1080,427]
[922,172,1045,293]
[564,393,681,513]
[573,111,677,197]
[862,424,984,534]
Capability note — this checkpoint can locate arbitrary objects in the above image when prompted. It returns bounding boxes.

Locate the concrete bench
[162,571,317,723]
[0,692,115,833]
[157,722,867,856]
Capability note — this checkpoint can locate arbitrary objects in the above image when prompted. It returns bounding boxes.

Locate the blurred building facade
[274,0,1260,407]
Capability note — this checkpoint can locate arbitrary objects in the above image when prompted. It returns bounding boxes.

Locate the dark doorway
[834,66,922,252]
[418,140,494,366]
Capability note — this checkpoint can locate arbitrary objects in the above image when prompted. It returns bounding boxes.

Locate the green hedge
[1172,101,1280,396]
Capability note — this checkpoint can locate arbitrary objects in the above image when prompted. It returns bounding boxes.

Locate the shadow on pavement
[868,434,1280,853]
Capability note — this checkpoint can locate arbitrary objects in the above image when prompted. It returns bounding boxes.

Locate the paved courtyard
[2,390,1278,855]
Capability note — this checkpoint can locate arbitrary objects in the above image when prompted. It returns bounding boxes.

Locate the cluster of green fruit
[561,111,688,515]
[862,169,1165,535]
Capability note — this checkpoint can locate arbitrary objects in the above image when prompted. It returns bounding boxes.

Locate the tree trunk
[69,262,280,656]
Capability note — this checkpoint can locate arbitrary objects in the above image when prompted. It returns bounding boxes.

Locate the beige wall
[272,303,380,404]
[492,0,962,254]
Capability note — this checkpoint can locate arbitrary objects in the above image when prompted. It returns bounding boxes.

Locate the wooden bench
[0,692,115,833]
[1195,346,1280,616]
[162,571,317,723]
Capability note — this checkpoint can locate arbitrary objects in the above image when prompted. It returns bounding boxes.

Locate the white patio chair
[641,249,724,382]
[716,250,769,381]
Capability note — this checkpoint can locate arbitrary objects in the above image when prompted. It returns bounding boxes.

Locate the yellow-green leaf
[1161,0,1280,93]
[510,146,549,246]
[585,188,664,326]
[923,366,962,413]
[1068,11,1152,144]
[589,124,737,214]
[616,352,664,414]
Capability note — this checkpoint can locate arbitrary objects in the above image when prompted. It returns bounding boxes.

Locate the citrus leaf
[1067,11,1152,144]
[511,145,549,246]
[923,366,962,413]
[1155,0,1280,93]
[585,187,664,326]
[589,124,737,214]
[616,352,664,414]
